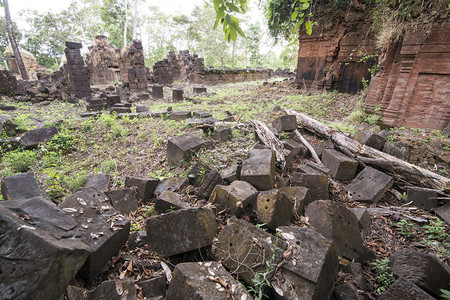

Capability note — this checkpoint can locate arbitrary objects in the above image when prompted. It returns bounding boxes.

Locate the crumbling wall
[120,40,148,92]
[295,11,376,93]
[0,70,17,95]
[86,35,122,85]
[4,48,39,80]
[365,23,450,130]
[64,41,91,98]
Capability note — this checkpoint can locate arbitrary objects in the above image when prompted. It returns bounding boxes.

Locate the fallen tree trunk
[286,109,450,192]
[251,120,288,169]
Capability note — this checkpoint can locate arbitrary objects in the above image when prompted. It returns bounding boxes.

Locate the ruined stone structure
[86,36,121,85]
[120,40,148,92]
[4,48,40,80]
[152,50,273,85]
[0,70,17,95]
[295,12,376,94]
[365,23,450,130]
[64,42,91,98]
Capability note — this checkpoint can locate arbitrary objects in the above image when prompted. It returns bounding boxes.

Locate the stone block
[152,85,164,99]
[137,276,167,299]
[153,177,188,197]
[272,115,298,132]
[136,105,149,113]
[1,172,48,201]
[291,165,329,200]
[125,176,160,202]
[87,278,136,300]
[146,208,216,257]
[105,188,139,215]
[105,95,120,107]
[154,190,189,213]
[170,111,192,121]
[85,174,110,191]
[166,262,252,300]
[360,130,386,150]
[173,88,184,101]
[188,161,223,199]
[383,142,411,161]
[322,148,358,180]
[111,106,131,114]
[193,111,212,118]
[348,207,372,238]
[273,226,338,300]
[128,230,147,250]
[59,187,130,281]
[0,198,88,300]
[436,202,450,225]
[346,166,393,204]
[212,216,286,286]
[20,126,58,148]
[306,200,365,261]
[220,163,240,184]
[256,189,293,230]
[117,113,139,119]
[211,127,231,142]
[209,180,258,216]
[240,149,276,191]
[334,282,366,300]
[65,41,82,49]
[304,161,331,175]
[280,186,313,216]
[167,133,203,166]
[407,187,438,211]
[379,278,435,300]
[193,86,207,94]
[390,247,450,297]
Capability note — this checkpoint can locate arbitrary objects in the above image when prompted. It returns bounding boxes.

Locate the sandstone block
[173,88,184,101]
[256,189,293,230]
[348,207,372,239]
[170,111,192,121]
[407,187,438,211]
[153,177,188,196]
[137,276,167,299]
[280,186,313,216]
[20,126,58,148]
[155,191,189,213]
[360,130,386,150]
[1,172,48,201]
[152,85,164,99]
[125,176,160,202]
[85,174,110,191]
[322,148,358,180]
[87,279,136,300]
[346,166,393,204]
[379,278,435,300]
[383,142,410,161]
[291,164,329,200]
[193,86,207,94]
[272,115,297,132]
[105,188,139,215]
[209,180,258,216]
[212,126,232,142]
[167,133,203,166]
[240,149,276,191]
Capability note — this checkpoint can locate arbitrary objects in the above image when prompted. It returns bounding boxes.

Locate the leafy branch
[213,0,247,43]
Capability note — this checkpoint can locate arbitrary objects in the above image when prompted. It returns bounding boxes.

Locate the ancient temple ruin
[86,35,121,85]
[64,41,91,98]
[120,40,148,92]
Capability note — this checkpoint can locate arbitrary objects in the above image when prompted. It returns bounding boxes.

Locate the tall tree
[1,0,29,79]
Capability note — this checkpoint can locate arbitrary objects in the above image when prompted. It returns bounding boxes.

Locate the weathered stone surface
[212,216,286,286]
[125,176,160,202]
[365,24,450,130]
[379,278,436,300]
[120,40,148,93]
[152,85,164,99]
[346,166,393,204]
[193,111,212,118]
[407,187,438,211]
[390,247,450,297]
[436,202,450,225]
[382,142,411,161]
[1,172,48,201]
[193,86,207,94]
[360,130,386,151]
[59,187,130,280]
[334,282,366,300]
[155,190,189,213]
[212,126,232,142]
[0,199,88,300]
[137,276,167,299]
[256,189,293,230]
[85,36,121,85]
[170,111,192,121]
[0,70,17,95]
[173,88,184,101]
[209,180,258,216]
[128,230,147,250]
[20,126,58,148]
[272,115,297,132]
[166,262,252,300]
[306,200,365,261]
[167,133,203,166]
[111,106,131,114]
[87,278,136,300]
[105,188,139,215]
[348,207,371,239]
[273,226,338,300]
[220,163,240,184]
[322,149,358,180]
[153,177,188,196]
[85,174,110,191]
[291,164,329,200]
[280,186,313,216]
[146,208,216,257]
[188,161,223,199]
[240,149,276,191]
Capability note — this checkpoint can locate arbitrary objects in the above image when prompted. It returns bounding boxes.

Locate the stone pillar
[173,89,184,101]
[152,85,164,99]
[121,40,148,93]
[64,41,91,98]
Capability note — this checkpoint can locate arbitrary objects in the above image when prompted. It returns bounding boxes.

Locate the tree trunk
[132,0,138,40]
[286,109,450,191]
[123,0,128,47]
[3,0,29,80]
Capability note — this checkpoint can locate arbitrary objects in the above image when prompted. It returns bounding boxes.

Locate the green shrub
[64,170,87,192]
[3,150,37,172]
[371,258,395,294]
[101,160,117,174]
[47,130,77,154]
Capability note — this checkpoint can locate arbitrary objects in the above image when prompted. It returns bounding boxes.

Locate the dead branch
[251,120,289,169]
[293,129,323,166]
[286,109,450,192]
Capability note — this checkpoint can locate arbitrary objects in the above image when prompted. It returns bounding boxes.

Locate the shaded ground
[0,78,449,298]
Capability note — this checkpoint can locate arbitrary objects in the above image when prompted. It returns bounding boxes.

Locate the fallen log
[286,109,450,192]
[251,120,289,169]
[294,129,323,166]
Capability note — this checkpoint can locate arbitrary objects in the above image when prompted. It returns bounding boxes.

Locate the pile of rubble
[1,109,448,300]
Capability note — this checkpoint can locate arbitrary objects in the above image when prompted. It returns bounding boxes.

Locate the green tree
[245,23,262,67]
